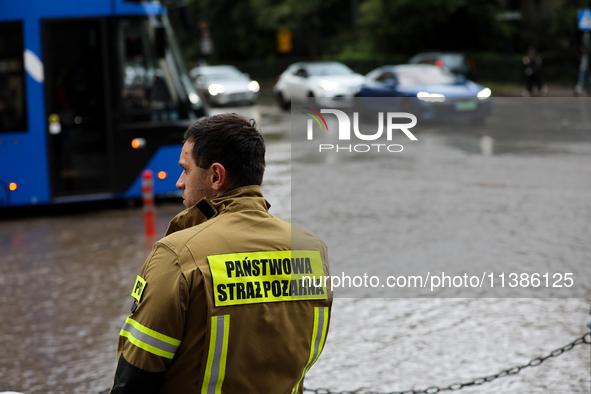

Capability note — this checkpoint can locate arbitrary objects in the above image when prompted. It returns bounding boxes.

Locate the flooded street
[1,99,590,393]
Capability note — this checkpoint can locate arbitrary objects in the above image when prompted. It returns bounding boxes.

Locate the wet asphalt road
[0,98,590,393]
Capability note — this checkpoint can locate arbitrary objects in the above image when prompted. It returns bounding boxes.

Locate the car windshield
[306,63,353,76]
[396,68,457,85]
[440,54,465,69]
[204,72,244,82]
[201,68,244,82]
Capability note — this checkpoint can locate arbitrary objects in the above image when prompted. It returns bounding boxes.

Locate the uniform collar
[165,185,270,235]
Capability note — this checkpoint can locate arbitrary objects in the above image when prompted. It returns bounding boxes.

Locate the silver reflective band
[291,307,329,393]
[120,317,181,359]
[201,315,230,394]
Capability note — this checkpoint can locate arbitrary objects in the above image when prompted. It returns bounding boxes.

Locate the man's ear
[209,163,227,195]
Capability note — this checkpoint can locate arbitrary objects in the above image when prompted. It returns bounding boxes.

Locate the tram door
[43,19,112,198]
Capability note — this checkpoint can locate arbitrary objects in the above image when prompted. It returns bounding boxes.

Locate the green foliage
[250,0,320,30]
[165,0,584,84]
[249,0,350,58]
[358,0,500,54]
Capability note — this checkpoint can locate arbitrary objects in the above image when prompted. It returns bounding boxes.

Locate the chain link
[304,332,591,394]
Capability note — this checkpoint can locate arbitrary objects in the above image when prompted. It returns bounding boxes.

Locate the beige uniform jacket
[111,185,331,394]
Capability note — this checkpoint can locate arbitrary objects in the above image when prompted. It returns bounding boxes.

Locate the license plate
[454,101,478,111]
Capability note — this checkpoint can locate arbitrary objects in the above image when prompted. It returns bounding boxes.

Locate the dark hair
[183,113,266,189]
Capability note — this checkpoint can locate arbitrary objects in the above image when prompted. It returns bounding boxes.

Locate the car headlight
[248,80,260,93]
[318,80,340,91]
[477,87,491,100]
[208,84,225,96]
[417,92,446,102]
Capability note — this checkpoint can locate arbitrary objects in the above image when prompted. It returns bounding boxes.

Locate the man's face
[176,140,211,208]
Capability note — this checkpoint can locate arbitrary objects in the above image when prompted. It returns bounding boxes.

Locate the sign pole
[578,7,591,93]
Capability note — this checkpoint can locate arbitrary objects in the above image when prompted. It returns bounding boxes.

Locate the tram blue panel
[124,145,182,198]
[114,0,166,16]
[21,20,52,206]
[0,0,165,20]
[1,41,52,207]
[0,1,111,20]
[0,133,50,207]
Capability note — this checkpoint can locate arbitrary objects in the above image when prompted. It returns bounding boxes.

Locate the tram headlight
[131,138,147,149]
[9,182,17,191]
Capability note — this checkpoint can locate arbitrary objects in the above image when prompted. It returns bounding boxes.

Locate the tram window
[0,21,27,133]
[118,18,179,121]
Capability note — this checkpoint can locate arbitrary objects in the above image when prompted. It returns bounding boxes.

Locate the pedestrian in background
[522,46,547,96]
[109,113,332,393]
[574,45,590,96]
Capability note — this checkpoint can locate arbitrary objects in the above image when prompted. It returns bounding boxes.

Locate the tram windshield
[163,15,201,110]
[117,15,201,122]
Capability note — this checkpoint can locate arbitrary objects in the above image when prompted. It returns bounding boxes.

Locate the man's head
[176,113,266,207]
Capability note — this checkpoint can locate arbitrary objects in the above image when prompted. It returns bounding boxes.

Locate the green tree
[357,0,501,55]
[168,0,353,63]
[168,0,277,64]
[250,0,353,58]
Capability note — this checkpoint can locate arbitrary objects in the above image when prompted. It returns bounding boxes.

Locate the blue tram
[0,0,206,207]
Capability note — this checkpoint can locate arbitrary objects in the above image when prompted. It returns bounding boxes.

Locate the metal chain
[303,331,591,394]
[96,328,591,394]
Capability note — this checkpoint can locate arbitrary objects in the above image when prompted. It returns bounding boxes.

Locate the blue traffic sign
[579,9,591,31]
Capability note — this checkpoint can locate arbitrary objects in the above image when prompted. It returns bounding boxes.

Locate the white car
[190,65,260,106]
[273,62,365,109]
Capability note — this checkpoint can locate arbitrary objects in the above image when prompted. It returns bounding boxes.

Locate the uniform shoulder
[157,224,208,256]
[153,224,216,279]
[289,221,328,251]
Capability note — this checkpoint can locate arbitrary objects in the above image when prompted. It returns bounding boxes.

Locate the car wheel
[276,91,290,110]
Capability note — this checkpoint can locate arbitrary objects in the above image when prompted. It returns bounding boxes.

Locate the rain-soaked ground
[0,99,590,393]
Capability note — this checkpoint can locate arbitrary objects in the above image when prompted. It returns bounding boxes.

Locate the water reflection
[0,209,155,393]
[479,135,494,156]
[1,99,590,393]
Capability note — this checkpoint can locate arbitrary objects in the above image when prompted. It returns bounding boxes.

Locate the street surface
[0,97,590,393]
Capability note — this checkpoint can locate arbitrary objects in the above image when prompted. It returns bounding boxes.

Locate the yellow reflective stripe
[201,315,230,394]
[291,307,329,394]
[120,317,181,359]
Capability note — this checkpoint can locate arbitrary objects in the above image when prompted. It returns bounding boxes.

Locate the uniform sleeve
[110,243,189,394]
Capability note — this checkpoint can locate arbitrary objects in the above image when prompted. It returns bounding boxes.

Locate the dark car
[409,52,476,80]
[355,64,492,123]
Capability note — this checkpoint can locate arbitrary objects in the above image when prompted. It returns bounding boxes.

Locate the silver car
[273,61,364,109]
[190,65,260,106]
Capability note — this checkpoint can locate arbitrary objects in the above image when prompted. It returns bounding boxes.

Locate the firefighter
[110,113,332,393]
